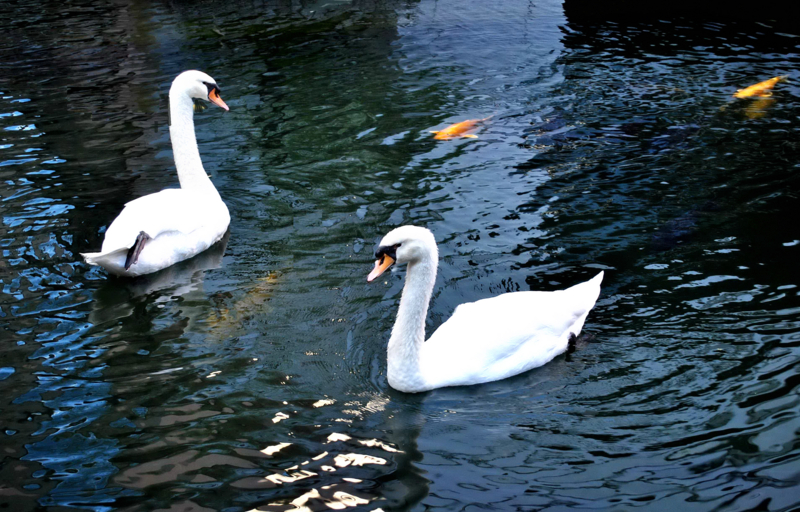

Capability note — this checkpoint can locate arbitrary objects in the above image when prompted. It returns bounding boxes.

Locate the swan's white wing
[421,272,603,388]
[100,189,225,252]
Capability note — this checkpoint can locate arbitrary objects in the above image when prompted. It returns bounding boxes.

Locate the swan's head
[171,70,229,111]
[367,225,438,282]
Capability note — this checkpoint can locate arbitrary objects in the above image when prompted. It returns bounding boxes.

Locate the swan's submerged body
[82,70,230,277]
[368,226,603,393]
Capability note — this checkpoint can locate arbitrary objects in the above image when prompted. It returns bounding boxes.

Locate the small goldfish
[733,75,788,99]
[430,116,492,140]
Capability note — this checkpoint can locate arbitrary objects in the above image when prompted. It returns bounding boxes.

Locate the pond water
[1,0,799,510]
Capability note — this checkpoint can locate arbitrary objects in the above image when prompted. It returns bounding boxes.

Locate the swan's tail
[588,270,604,287]
[564,271,604,340]
[81,247,129,273]
[565,271,604,314]
[567,270,603,290]
[582,271,604,304]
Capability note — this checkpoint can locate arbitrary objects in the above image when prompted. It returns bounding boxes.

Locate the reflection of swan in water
[118,230,229,297]
[89,231,229,327]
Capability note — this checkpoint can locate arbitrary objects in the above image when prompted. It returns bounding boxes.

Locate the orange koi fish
[744,96,775,119]
[430,116,492,140]
[733,75,788,99]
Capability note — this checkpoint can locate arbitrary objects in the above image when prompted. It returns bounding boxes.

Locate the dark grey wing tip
[125,231,152,270]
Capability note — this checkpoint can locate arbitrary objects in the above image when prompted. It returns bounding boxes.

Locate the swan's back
[420,271,603,389]
[101,189,228,253]
[84,189,230,276]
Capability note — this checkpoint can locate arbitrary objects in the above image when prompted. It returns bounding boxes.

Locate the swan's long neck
[169,88,219,196]
[387,252,437,391]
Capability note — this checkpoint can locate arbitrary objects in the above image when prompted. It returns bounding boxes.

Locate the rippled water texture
[1,0,800,510]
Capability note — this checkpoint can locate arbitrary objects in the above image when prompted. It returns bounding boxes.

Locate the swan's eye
[375,243,400,261]
[203,81,216,93]
[203,82,229,111]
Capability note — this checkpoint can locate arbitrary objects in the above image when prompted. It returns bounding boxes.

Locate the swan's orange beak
[209,88,229,111]
[367,255,395,282]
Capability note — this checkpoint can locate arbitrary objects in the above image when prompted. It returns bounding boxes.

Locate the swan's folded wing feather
[422,276,602,385]
[427,290,580,352]
[100,189,224,253]
[439,273,603,350]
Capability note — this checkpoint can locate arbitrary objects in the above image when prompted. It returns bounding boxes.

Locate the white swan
[81,70,231,277]
[367,226,603,393]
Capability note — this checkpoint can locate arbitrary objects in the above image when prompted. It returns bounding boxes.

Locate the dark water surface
[1,0,800,510]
